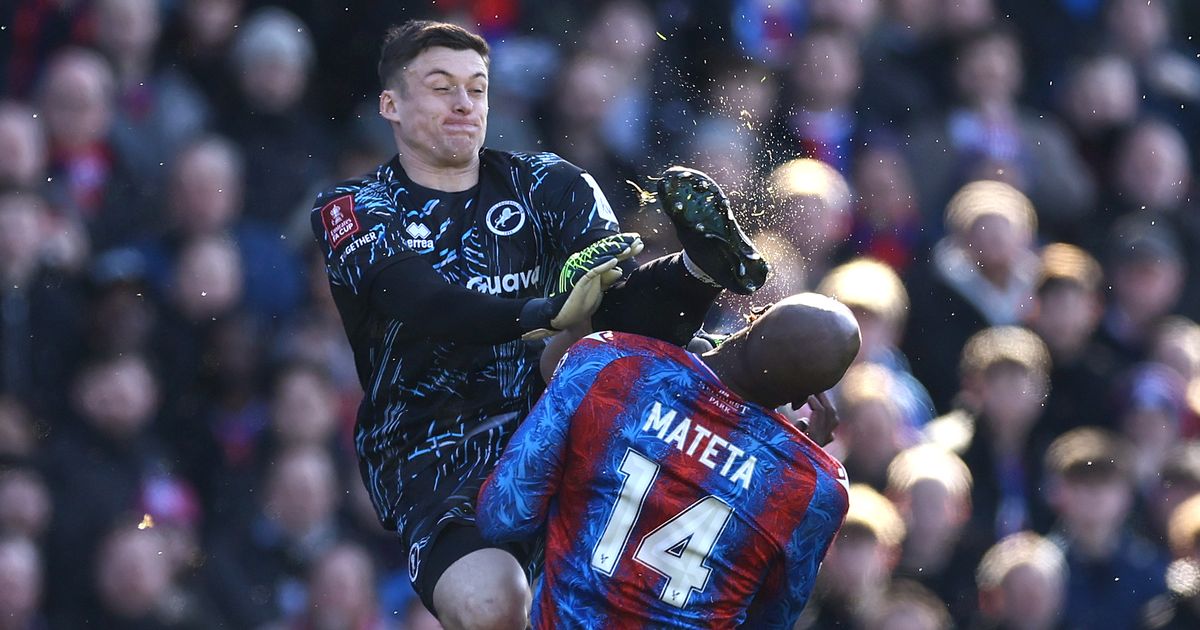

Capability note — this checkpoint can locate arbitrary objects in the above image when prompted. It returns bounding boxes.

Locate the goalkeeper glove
[519,233,644,340]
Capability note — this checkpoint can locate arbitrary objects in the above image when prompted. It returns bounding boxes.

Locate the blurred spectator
[833,363,917,490]
[925,326,1052,539]
[339,461,412,622]
[703,57,779,164]
[1044,427,1168,629]
[138,474,205,580]
[1103,0,1200,144]
[1113,364,1190,495]
[0,189,85,419]
[1141,493,1200,629]
[974,531,1068,630]
[941,0,997,38]
[538,51,642,215]
[0,536,44,630]
[37,47,155,250]
[1145,445,1200,548]
[1152,318,1200,388]
[1107,120,1193,216]
[225,7,332,228]
[687,119,758,216]
[135,135,305,325]
[1103,120,1200,319]
[1026,243,1116,441]
[274,248,361,396]
[0,397,38,462]
[864,579,953,630]
[41,352,181,625]
[154,234,247,423]
[93,525,224,629]
[188,359,351,523]
[269,542,396,630]
[809,0,882,40]
[1150,317,1200,437]
[770,27,864,174]
[1058,53,1140,184]
[167,0,245,115]
[758,157,852,294]
[858,0,948,128]
[0,466,51,541]
[1005,0,1108,109]
[0,101,48,189]
[481,33,557,155]
[0,0,93,98]
[904,180,1041,410]
[579,0,663,166]
[907,25,1095,239]
[729,0,808,67]
[179,313,271,514]
[206,445,342,628]
[94,0,211,185]
[1097,217,1186,370]
[800,484,906,629]
[270,361,344,452]
[83,248,157,357]
[887,444,985,628]
[846,142,926,271]
[817,257,935,427]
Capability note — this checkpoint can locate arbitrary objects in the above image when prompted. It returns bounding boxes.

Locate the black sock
[592,253,722,346]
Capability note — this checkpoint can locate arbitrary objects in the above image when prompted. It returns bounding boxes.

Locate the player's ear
[380,89,403,124]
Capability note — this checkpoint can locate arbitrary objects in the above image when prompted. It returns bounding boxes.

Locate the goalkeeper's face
[383,46,489,168]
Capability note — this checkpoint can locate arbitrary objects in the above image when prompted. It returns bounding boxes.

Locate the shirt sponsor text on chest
[465,265,542,295]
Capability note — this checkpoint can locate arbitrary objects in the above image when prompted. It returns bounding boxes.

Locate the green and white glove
[520,233,644,340]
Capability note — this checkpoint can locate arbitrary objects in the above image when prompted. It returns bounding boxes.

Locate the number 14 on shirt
[591,448,735,609]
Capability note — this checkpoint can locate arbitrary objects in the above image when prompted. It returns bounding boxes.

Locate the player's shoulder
[312,172,391,215]
[553,331,674,383]
[771,418,848,492]
[310,170,395,248]
[578,331,688,363]
[486,148,584,179]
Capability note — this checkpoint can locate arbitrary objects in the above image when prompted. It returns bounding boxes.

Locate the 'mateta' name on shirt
[641,401,757,489]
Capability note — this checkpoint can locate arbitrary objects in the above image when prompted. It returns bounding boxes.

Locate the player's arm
[477,336,614,541]
[539,322,590,383]
[370,255,620,343]
[311,188,634,343]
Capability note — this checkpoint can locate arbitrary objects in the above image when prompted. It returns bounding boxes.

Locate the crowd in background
[2,0,1200,628]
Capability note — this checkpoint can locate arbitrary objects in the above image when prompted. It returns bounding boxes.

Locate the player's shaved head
[709,293,861,408]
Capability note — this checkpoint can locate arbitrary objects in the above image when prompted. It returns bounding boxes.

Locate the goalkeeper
[310,19,769,628]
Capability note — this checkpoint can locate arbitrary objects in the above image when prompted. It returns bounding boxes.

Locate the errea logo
[406,223,431,240]
[405,222,434,250]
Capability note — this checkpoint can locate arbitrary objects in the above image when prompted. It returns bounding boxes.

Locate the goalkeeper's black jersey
[311,149,619,529]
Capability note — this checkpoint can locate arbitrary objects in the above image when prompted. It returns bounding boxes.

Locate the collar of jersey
[684,348,798,431]
[386,154,482,197]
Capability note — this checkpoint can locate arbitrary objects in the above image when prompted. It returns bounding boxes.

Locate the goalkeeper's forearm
[368,256,563,344]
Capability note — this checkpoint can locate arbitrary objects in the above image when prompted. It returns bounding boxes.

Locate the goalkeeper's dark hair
[378,20,490,91]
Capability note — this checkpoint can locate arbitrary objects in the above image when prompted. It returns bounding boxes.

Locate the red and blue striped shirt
[478,331,849,628]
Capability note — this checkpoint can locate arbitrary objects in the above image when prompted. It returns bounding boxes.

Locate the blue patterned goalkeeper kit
[310,150,618,583]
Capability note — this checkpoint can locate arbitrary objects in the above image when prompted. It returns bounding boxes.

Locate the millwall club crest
[485,201,526,237]
[408,542,421,582]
